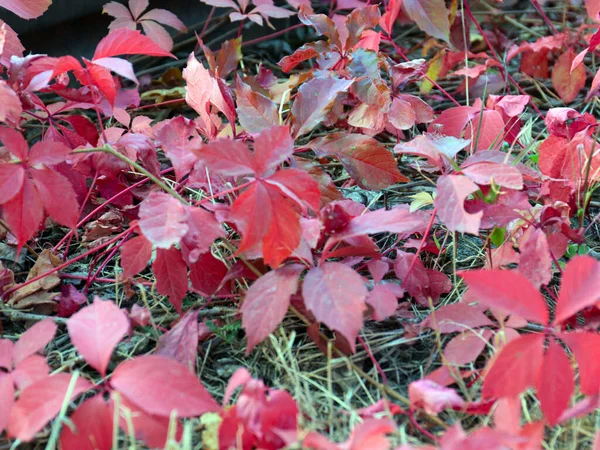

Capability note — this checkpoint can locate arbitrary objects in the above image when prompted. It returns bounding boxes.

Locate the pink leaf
[444,329,492,366]
[241,264,303,353]
[291,76,353,138]
[103,1,132,19]
[0,126,28,160]
[366,284,398,321]
[346,418,396,450]
[461,162,523,190]
[559,332,600,396]
[110,355,219,417]
[12,319,56,367]
[4,177,44,251]
[60,395,113,450]
[459,269,548,324]
[92,57,139,84]
[156,310,200,372]
[518,228,552,289]
[235,77,279,133]
[140,20,174,53]
[0,164,24,204]
[140,8,187,31]
[27,141,71,166]
[536,339,574,425]
[409,379,464,415]
[138,192,188,249]
[11,355,49,390]
[120,234,153,278]
[0,0,51,19]
[554,255,600,325]
[153,247,188,313]
[302,262,368,352]
[223,367,252,405]
[30,168,79,229]
[93,28,175,60]
[327,206,427,247]
[67,298,130,376]
[421,302,493,334]
[0,373,14,434]
[180,206,224,264]
[435,175,482,235]
[7,373,92,442]
[482,334,545,399]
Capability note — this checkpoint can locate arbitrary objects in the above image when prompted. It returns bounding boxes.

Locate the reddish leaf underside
[67,299,130,376]
[302,262,368,352]
[434,175,482,235]
[153,247,188,313]
[241,264,304,353]
[110,355,219,417]
[8,374,92,442]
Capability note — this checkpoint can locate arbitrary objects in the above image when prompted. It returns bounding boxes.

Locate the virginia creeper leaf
[110,355,219,417]
[67,298,130,376]
[120,234,153,279]
[435,175,482,235]
[403,0,450,43]
[7,374,92,442]
[12,319,56,367]
[302,262,368,352]
[241,264,303,353]
[153,247,188,312]
[59,395,113,450]
[459,269,549,324]
[554,255,600,325]
[138,192,188,249]
[536,339,574,425]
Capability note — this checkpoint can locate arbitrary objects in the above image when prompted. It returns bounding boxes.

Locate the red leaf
[27,141,71,166]
[7,373,92,442]
[464,109,505,151]
[366,284,398,321]
[308,133,408,190]
[197,138,257,176]
[67,298,130,376]
[536,339,574,425]
[57,285,87,318]
[241,264,303,353]
[138,192,188,249]
[291,76,353,138]
[120,235,153,279]
[11,355,49,390]
[156,310,200,372]
[559,332,600,395]
[30,167,79,229]
[12,319,56,367]
[180,206,224,264]
[435,175,482,235]
[0,126,28,160]
[346,418,396,450]
[154,117,199,181]
[264,168,321,212]
[253,125,294,176]
[482,334,545,399]
[421,302,493,334]
[403,0,450,43]
[3,176,43,251]
[153,247,188,312]
[518,228,552,289]
[328,207,427,246]
[93,28,175,60]
[0,0,51,19]
[0,164,24,204]
[60,395,113,450]
[554,255,600,325]
[0,373,14,434]
[459,269,548,324]
[428,105,478,138]
[302,262,368,352]
[409,380,464,415]
[189,252,228,295]
[552,48,586,104]
[444,329,492,366]
[110,355,219,417]
[461,162,523,190]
